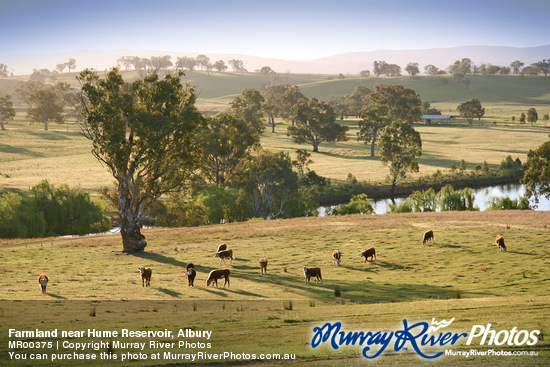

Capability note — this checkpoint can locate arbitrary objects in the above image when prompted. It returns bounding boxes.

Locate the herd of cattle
[37,232,508,293]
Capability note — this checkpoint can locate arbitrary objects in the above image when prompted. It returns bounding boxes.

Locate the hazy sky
[1,0,549,59]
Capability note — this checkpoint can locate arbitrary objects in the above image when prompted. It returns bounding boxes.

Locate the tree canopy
[0,95,16,130]
[457,98,485,124]
[522,136,550,206]
[357,103,392,157]
[287,97,348,152]
[379,121,422,197]
[77,68,204,252]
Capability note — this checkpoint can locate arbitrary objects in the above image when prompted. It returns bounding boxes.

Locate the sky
[1,0,550,60]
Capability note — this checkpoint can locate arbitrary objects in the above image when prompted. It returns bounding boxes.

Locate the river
[318,183,550,216]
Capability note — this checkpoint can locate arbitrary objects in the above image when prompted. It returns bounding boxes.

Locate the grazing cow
[259,258,268,275]
[360,247,376,262]
[332,250,341,266]
[303,266,322,284]
[496,236,506,252]
[186,263,196,287]
[206,269,231,287]
[214,249,234,265]
[38,274,49,294]
[139,267,152,287]
[422,230,435,245]
[217,243,227,252]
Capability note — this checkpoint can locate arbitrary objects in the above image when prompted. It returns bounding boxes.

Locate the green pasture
[1,117,549,194]
[0,211,548,365]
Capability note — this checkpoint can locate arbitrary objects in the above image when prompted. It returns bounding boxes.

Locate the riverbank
[317,173,523,206]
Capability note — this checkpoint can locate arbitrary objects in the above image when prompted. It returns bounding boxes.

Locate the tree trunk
[118,177,147,252]
[120,222,147,252]
[370,131,377,157]
[0,116,5,131]
[313,143,318,153]
[44,119,48,131]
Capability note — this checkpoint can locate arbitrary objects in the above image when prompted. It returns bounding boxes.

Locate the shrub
[485,196,531,210]
[32,180,110,236]
[194,184,252,224]
[330,193,374,215]
[437,185,478,211]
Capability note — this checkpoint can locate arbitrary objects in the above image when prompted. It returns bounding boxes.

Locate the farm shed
[422,115,454,124]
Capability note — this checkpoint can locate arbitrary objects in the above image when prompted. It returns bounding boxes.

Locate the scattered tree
[457,98,485,124]
[234,150,298,219]
[405,62,420,77]
[357,103,392,156]
[510,60,524,74]
[77,68,204,252]
[0,95,16,130]
[527,108,538,125]
[65,58,76,72]
[196,112,260,187]
[424,64,440,76]
[228,59,247,73]
[196,54,210,71]
[175,56,197,71]
[522,135,550,206]
[212,60,227,72]
[0,63,8,77]
[378,120,422,198]
[230,88,265,133]
[287,98,348,152]
[368,84,422,123]
[27,86,64,130]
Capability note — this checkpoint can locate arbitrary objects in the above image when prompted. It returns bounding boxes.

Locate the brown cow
[186,263,196,286]
[38,274,49,294]
[206,269,231,287]
[422,230,435,245]
[303,266,322,285]
[332,250,341,266]
[214,249,235,265]
[217,243,227,252]
[259,258,268,275]
[139,267,152,287]
[360,247,376,262]
[496,236,506,252]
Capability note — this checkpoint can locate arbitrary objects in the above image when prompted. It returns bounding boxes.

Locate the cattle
[332,250,341,266]
[186,263,196,287]
[422,230,435,245]
[303,266,322,285]
[206,269,230,287]
[360,247,376,262]
[496,236,506,252]
[259,258,268,275]
[38,274,48,294]
[214,249,235,265]
[217,243,227,252]
[139,267,152,287]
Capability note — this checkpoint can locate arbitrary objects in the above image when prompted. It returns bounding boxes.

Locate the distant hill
[1,45,549,76]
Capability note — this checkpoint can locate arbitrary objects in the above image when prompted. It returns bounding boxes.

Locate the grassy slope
[0,211,548,365]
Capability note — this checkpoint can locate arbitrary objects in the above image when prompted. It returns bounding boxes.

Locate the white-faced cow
[303,266,322,285]
[38,274,49,294]
[214,249,235,265]
[422,230,435,245]
[360,247,376,262]
[217,243,227,252]
[332,250,341,266]
[259,258,268,275]
[139,267,152,287]
[496,236,507,252]
[206,269,231,287]
[186,263,196,287]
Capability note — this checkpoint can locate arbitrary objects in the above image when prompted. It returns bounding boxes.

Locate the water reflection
[318,183,550,216]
